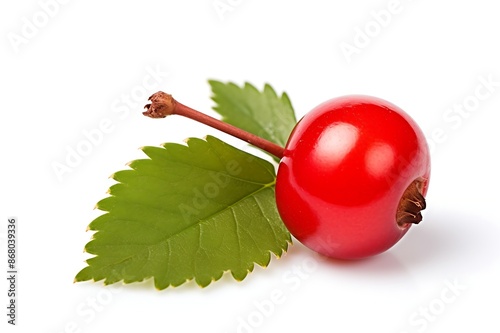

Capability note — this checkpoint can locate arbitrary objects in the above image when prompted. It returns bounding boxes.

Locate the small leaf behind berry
[75,136,291,289]
[209,81,297,160]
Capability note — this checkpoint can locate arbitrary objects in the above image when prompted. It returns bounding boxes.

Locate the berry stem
[143,91,285,159]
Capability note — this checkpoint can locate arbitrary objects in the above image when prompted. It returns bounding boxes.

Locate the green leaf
[75,136,291,289]
[209,81,297,160]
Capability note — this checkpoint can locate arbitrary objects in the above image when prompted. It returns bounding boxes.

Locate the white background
[1,0,499,332]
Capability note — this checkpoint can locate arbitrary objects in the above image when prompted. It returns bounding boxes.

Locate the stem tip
[143,91,176,118]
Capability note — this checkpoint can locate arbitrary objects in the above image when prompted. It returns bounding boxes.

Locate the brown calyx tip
[396,178,427,227]
[143,91,176,118]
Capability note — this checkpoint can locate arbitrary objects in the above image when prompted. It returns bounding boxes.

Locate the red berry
[275,95,430,259]
[144,91,431,260]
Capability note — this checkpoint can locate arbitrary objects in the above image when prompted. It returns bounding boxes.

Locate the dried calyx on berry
[396,178,427,227]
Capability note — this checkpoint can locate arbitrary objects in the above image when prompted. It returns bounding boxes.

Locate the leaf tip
[207,78,218,85]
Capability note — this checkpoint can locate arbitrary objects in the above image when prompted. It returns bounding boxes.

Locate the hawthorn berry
[275,95,430,259]
[144,92,430,260]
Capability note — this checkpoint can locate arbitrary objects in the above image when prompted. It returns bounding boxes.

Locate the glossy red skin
[276,95,430,259]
